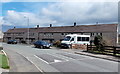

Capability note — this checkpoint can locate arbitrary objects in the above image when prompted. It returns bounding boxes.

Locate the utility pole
[27,17,29,44]
[24,16,30,44]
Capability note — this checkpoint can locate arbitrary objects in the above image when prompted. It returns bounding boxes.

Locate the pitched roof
[5,24,118,33]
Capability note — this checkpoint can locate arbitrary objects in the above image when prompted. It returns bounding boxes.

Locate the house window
[61,33,64,35]
[29,33,34,36]
[96,33,98,35]
[7,33,11,35]
[44,33,46,35]
[81,33,83,35]
[91,33,94,36]
[100,33,102,36]
[91,33,92,36]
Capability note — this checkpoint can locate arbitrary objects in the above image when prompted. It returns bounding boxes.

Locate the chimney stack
[50,24,52,27]
[74,22,76,26]
[96,22,98,25]
[37,25,39,28]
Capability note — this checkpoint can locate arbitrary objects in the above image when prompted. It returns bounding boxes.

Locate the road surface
[2,43,119,72]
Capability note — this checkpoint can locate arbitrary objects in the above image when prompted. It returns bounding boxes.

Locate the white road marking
[26,57,44,72]
[54,59,62,63]
[47,53,69,61]
[49,60,69,64]
[34,55,49,64]
[57,53,92,61]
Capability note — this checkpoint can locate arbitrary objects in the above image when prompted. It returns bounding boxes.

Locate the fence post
[113,46,116,56]
[90,43,92,51]
[87,44,88,51]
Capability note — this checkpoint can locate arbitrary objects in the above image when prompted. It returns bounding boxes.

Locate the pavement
[0,68,9,74]
[1,43,119,72]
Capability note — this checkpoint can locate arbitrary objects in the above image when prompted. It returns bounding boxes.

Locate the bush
[94,35,106,52]
[53,40,61,47]
[0,47,3,51]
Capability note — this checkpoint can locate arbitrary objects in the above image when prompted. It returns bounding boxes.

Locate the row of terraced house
[3,23,119,46]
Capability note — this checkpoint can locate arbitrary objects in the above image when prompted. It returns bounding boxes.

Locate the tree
[94,35,105,52]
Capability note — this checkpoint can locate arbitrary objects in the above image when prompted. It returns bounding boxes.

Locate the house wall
[3,24,118,46]
[3,32,117,46]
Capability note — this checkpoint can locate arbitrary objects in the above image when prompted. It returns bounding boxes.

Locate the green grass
[0,54,9,69]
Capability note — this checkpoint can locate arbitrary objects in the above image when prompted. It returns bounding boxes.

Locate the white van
[61,34,90,48]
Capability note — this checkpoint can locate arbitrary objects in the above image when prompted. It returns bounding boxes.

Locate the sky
[0,0,119,32]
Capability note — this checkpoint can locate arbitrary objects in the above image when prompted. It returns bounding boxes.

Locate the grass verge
[0,54,10,69]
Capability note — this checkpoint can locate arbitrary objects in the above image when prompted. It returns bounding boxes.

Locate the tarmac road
[2,43,119,72]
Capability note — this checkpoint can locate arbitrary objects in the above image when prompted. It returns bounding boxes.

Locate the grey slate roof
[5,24,118,33]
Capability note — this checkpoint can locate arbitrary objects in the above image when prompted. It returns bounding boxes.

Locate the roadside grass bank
[0,54,10,69]
[0,47,10,69]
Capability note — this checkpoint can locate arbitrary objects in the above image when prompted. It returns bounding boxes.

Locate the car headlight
[43,45,46,46]
[47,45,50,47]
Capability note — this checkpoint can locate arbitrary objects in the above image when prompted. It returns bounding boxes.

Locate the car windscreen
[63,36,71,41]
[36,41,48,45]
[35,41,42,44]
[9,40,14,42]
[41,41,49,45]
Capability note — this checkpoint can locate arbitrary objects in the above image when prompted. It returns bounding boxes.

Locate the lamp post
[24,16,30,44]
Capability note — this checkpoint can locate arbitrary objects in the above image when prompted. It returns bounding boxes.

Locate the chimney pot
[96,22,98,25]
[37,25,39,28]
[50,24,52,27]
[74,22,76,26]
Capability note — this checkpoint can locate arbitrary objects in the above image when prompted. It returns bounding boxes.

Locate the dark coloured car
[60,43,71,49]
[7,40,17,44]
[33,40,51,49]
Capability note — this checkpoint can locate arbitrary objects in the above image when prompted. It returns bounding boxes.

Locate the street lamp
[24,16,30,44]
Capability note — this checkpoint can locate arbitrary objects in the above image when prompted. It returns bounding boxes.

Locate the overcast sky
[0,0,119,32]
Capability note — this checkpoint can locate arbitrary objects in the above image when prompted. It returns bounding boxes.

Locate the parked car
[21,40,26,44]
[60,43,71,49]
[7,40,17,44]
[33,40,51,49]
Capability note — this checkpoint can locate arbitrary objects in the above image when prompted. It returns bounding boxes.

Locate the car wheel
[40,46,44,49]
[35,45,37,48]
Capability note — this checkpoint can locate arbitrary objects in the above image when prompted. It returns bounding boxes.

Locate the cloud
[0,17,4,26]
[2,10,57,27]
[1,0,13,3]
[40,2,118,25]
[1,0,119,2]
[2,2,118,28]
